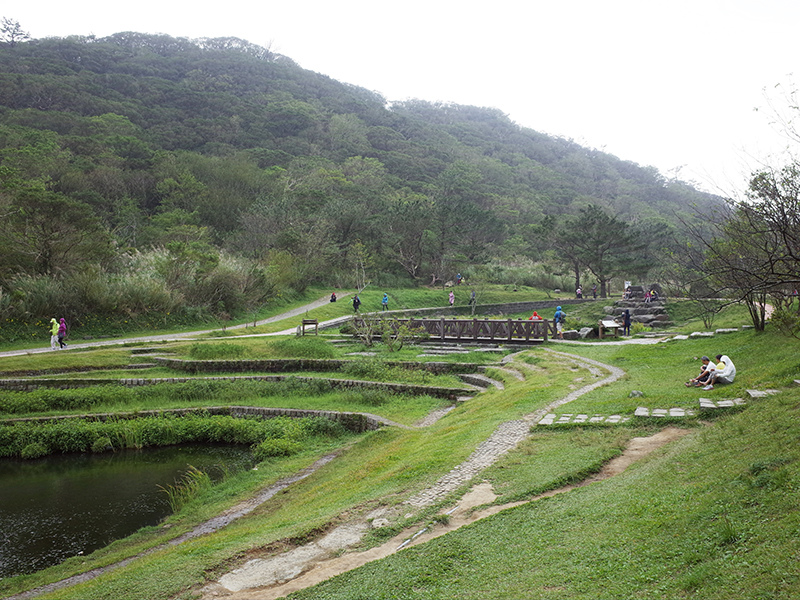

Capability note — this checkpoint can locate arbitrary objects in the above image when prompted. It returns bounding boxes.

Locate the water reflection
[0,444,254,577]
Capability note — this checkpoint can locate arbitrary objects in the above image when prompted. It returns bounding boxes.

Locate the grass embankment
[283,330,800,600]
[0,346,586,599]
[2,298,797,599]
[0,283,559,349]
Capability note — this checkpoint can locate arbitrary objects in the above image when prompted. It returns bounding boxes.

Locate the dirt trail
[203,427,691,600]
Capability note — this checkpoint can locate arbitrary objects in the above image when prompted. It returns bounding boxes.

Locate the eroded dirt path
[196,349,639,599]
[202,427,691,600]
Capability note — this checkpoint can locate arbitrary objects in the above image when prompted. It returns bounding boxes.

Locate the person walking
[381,293,389,311]
[49,318,59,350]
[57,318,68,349]
[352,295,361,312]
[553,306,566,340]
[449,291,455,307]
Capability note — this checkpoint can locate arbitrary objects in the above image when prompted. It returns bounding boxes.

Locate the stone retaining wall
[3,406,385,432]
[152,357,479,375]
[0,375,467,399]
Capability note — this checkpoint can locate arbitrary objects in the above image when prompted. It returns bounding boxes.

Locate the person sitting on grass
[686,356,715,387]
[703,354,736,390]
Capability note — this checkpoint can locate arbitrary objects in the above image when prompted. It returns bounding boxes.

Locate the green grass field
[0,292,798,600]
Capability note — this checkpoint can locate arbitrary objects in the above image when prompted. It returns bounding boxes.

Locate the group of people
[350,293,389,313]
[685,354,736,390]
[49,317,68,350]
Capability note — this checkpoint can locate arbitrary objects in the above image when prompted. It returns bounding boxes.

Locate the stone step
[634,407,695,417]
[699,397,747,409]
[538,413,631,425]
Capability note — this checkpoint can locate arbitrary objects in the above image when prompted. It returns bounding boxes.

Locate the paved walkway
[0,295,350,358]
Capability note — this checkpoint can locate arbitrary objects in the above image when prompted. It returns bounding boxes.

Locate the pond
[0,444,255,578]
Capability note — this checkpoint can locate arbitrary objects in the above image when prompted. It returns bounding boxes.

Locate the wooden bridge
[355,317,553,343]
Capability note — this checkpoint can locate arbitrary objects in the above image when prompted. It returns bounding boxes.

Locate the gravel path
[405,349,624,508]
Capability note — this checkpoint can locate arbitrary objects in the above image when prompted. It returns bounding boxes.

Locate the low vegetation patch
[0,413,349,459]
[187,342,248,360]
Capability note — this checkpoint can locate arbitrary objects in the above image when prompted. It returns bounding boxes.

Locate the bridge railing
[353,317,552,343]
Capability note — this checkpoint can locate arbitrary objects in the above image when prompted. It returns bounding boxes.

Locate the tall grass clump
[266,337,338,359]
[159,465,213,513]
[188,342,247,360]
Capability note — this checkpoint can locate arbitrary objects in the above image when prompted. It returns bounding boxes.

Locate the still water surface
[0,444,254,577]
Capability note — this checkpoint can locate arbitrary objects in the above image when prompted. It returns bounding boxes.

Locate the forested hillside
[0,32,721,335]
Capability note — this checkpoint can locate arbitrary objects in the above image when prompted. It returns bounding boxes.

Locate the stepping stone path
[634,407,696,417]
[746,388,781,398]
[699,397,746,410]
[538,413,631,425]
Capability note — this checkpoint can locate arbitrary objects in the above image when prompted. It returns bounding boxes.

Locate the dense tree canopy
[0,29,722,325]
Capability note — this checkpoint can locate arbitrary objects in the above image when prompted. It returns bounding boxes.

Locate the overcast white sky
[6,0,800,195]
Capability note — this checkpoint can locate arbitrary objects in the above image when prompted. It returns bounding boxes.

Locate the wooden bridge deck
[355,317,553,344]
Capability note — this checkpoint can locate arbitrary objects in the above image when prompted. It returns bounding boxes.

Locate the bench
[598,319,621,339]
[301,319,318,335]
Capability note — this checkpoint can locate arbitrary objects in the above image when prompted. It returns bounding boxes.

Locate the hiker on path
[449,291,455,307]
[57,318,68,349]
[703,354,736,390]
[352,295,361,312]
[553,306,566,339]
[49,318,59,350]
[685,356,715,387]
[381,293,389,311]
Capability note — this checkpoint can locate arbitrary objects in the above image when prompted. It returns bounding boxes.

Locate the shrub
[20,442,48,459]
[91,436,113,453]
[253,438,303,460]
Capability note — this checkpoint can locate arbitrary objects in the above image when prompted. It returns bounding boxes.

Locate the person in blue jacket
[553,306,566,339]
[381,293,389,311]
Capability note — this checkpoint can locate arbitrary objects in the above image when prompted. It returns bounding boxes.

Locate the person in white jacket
[704,354,736,390]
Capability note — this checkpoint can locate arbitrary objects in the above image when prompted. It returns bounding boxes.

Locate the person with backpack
[553,306,566,339]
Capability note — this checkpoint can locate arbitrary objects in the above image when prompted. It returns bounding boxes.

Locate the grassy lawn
[282,329,800,600]
[2,298,798,599]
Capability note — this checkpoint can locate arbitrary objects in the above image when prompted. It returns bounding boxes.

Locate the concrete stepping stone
[689,331,715,337]
[699,397,746,410]
[715,328,739,334]
[634,407,696,418]
[538,413,630,426]
[745,389,780,398]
